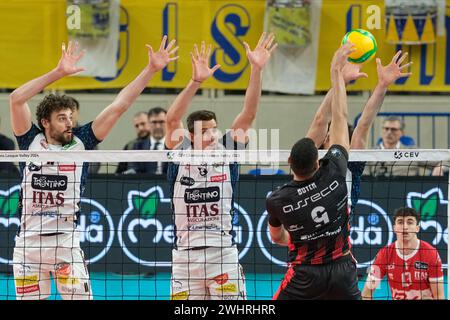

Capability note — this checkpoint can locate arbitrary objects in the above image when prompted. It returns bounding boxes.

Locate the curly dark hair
[36,94,76,131]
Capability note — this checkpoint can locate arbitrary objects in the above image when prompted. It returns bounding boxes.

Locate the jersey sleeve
[366,248,388,289]
[322,144,349,177]
[266,196,282,228]
[15,123,41,150]
[428,249,444,282]
[72,122,101,150]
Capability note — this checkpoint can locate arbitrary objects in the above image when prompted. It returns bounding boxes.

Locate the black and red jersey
[266,145,352,265]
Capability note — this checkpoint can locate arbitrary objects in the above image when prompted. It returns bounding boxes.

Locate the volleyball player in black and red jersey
[266,42,360,300]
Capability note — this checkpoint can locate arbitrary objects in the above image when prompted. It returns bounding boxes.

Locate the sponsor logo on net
[118,186,253,267]
[77,198,115,264]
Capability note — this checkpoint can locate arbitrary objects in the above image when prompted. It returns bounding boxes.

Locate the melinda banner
[0,175,448,275]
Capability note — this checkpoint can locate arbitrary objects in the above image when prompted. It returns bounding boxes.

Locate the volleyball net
[0,149,448,300]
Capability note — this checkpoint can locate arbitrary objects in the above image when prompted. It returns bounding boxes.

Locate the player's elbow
[9,91,24,106]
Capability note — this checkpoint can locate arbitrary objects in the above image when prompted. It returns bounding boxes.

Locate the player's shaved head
[289,137,319,177]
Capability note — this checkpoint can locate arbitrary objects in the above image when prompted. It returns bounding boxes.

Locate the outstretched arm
[9,42,85,136]
[92,36,178,141]
[231,32,277,143]
[328,42,355,150]
[307,62,368,147]
[351,51,412,149]
[165,41,220,149]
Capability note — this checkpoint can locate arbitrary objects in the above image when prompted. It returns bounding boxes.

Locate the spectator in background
[0,115,19,174]
[130,107,167,174]
[378,116,409,150]
[116,111,151,174]
[67,96,101,174]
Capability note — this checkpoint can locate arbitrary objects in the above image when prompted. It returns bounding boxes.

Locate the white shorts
[13,232,92,300]
[171,246,246,300]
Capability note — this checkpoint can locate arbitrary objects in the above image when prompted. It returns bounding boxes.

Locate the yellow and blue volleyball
[341,29,377,64]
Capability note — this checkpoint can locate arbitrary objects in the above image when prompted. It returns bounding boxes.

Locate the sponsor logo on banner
[118,186,253,267]
[0,185,21,264]
[77,198,115,264]
[350,199,394,268]
[406,187,449,247]
[210,174,227,182]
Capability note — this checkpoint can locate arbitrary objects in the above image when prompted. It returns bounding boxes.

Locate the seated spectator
[129,107,167,175]
[116,111,151,174]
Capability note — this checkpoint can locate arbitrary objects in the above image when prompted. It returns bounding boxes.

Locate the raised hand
[56,41,86,75]
[331,42,356,74]
[376,50,412,88]
[146,35,179,72]
[342,61,368,84]
[190,41,220,83]
[244,32,277,71]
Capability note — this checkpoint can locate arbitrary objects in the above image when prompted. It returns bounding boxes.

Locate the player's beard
[52,129,73,145]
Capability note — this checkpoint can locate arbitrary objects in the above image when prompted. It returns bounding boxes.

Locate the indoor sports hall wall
[1,93,449,151]
[0,0,449,91]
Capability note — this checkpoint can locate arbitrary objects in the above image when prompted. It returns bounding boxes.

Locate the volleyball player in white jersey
[165,33,277,300]
[10,38,178,299]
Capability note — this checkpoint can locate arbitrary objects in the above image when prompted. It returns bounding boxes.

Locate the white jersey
[16,123,99,236]
[167,134,244,250]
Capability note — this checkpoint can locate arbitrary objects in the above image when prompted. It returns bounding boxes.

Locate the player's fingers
[166,39,176,51]
[397,52,408,65]
[257,32,266,48]
[269,42,278,55]
[243,41,250,54]
[194,44,200,60]
[399,62,412,70]
[145,44,154,56]
[200,41,205,57]
[399,72,413,78]
[392,50,402,64]
[206,44,212,59]
[169,46,179,56]
[159,35,168,51]
[211,64,221,73]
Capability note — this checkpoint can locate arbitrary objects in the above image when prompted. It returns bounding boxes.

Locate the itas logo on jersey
[210,174,227,182]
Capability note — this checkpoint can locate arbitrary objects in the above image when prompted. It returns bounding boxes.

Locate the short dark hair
[186,110,217,133]
[393,207,421,224]
[66,96,80,110]
[36,94,76,131]
[290,138,318,176]
[148,107,167,118]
